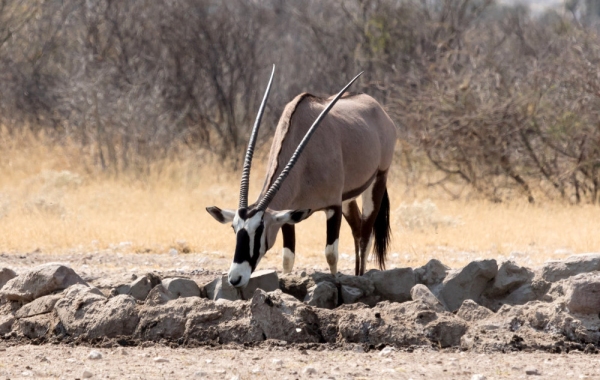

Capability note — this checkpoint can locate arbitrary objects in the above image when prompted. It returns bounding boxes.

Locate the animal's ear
[206,206,236,224]
[273,209,312,225]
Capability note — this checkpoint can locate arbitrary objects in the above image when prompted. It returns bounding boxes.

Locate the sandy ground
[1,344,599,380]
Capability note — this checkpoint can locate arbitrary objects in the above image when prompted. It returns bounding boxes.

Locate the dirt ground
[1,344,599,380]
[2,251,600,380]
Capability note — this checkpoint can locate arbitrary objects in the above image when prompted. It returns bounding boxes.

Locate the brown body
[260,93,396,212]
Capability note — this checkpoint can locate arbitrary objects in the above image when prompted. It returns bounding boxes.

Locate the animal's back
[260,93,396,210]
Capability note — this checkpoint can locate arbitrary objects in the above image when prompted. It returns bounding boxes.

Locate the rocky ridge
[1,254,600,352]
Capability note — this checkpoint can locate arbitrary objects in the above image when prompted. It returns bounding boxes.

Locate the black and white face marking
[228,208,267,288]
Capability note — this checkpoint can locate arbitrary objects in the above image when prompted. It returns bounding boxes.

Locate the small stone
[193,371,207,377]
[353,345,365,353]
[471,375,487,380]
[272,359,283,366]
[169,248,178,256]
[525,367,541,376]
[154,357,169,363]
[230,376,240,380]
[379,346,394,357]
[88,350,102,360]
[251,368,261,373]
[82,370,93,378]
[303,366,317,375]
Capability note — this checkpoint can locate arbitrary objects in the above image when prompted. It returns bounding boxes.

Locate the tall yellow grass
[1,131,599,272]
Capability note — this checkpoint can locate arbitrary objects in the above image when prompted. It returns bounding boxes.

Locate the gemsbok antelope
[206,66,396,288]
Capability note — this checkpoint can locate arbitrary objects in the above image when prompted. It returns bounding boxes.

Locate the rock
[486,261,533,297]
[437,259,497,311]
[242,270,279,299]
[88,350,102,360]
[54,285,139,339]
[456,299,493,322]
[565,273,600,314]
[278,274,314,301]
[410,284,445,312]
[129,274,160,301]
[502,284,538,305]
[136,296,256,343]
[341,285,363,304]
[0,268,17,290]
[205,275,240,301]
[154,357,169,363]
[379,346,394,356]
[111,284,131,297]
[471,375,487,380]
[541,253,600,282]
[364,268,416,303]
[303,366,317,375]
[82,370,93,379]
[161,278,201,298]
[251,289,321,343]
[415,259,449,286]
[525,367,541,376]
[0,264,87,302]
[0,314,15,334]
[424,316,468,348]
[145,284,176,306]
[335,273,374,297]
[304,281,338,309]
[15,294,63,319]
[16,314,51,339]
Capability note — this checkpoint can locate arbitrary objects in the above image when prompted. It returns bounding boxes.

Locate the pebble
[82,370,93,378]
[379,346,394,357]
[193,371,207,377]
[153,357,169,363]
[88,350,102,360]
[471,375,487,380]
[353,345,365,353]
[525,367,541,376]
[230,376,240,380]
[251,368,261,373]
[272,359,283,366]
[303,366,317,375]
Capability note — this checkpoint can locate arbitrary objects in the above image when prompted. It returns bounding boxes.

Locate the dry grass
[1,132,599,273]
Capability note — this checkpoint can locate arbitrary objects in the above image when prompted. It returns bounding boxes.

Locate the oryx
[206,66,396,288]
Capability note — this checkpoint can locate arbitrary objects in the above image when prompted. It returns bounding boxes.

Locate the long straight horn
[239,65,275,209]
[256,71,363,211]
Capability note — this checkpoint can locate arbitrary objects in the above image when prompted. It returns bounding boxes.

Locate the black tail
[373,188,391,270]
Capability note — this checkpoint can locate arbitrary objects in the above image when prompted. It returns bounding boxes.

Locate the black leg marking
[282,224,296,273]
[342,200,362,276]
[325,206,342,274]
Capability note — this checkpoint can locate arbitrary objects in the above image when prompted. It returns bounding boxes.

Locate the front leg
[325,206,342,274]
[281,224,296,273]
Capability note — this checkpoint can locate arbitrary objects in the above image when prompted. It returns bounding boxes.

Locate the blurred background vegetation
[1,0,600,204]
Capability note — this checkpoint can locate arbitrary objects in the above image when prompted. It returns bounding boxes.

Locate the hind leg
[282,224,296,273]
[359,174,388,275]
[325,206,342,274]
[342,199,362,275]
